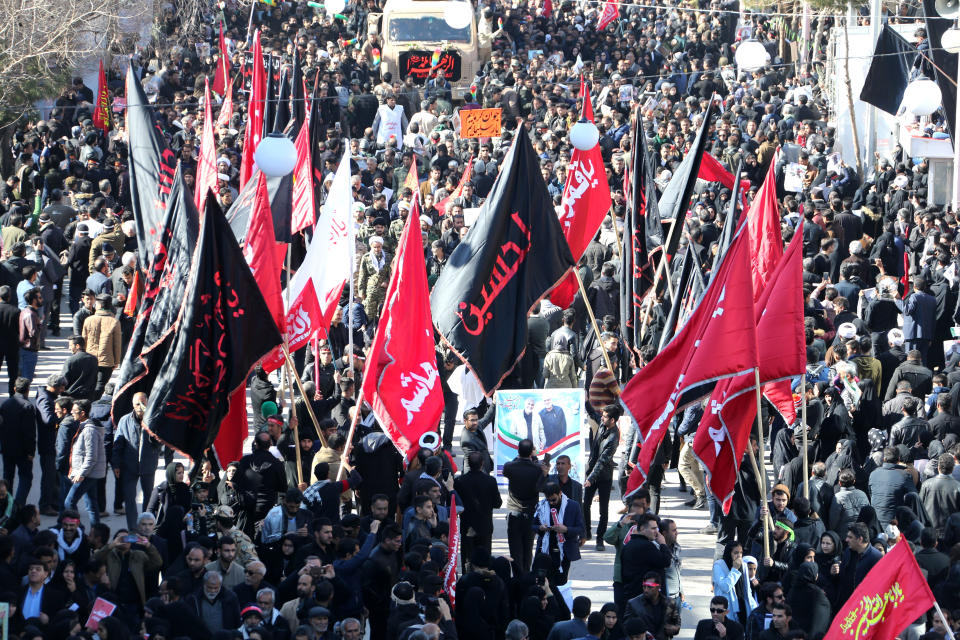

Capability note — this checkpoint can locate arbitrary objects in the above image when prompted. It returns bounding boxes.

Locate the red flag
[123,270,141,317]
[598,0,619,30]
[361,196,445,458]
[212,23,230,97]
[196,80,218,212]
[403,160,420,199]
[436,158,473,216]
[747,159,782,300]
[551,79,612,309]
[92,60,111,133]
[245,173,285,328]
[543,0,553,17]
[240,31,266,188]
[699,152,735,189]
[622,222,758,496]
[694,223,805,511]
[214,389,248,467]
[825,542,934,640]
[444,494,460,609]
[290,121,316,234]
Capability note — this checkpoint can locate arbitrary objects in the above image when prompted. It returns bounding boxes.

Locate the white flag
[284,152,354,352]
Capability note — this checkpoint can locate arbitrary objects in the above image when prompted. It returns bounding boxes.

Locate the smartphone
[822,272,830,282]
[124,534,138,543]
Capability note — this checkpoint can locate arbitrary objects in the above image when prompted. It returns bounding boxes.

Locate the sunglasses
[710,608,727,614]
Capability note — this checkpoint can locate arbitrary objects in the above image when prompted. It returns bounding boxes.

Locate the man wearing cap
[212,505,259,567]
[88,216,124,272]
[35,374,66,516]
[357,235,391,322]
[82,294,121,399]
[239,605,264,638]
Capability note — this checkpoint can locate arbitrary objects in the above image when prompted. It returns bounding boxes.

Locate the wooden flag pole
[281,344,329,452]
[336,388,364,481]
[753,369,771,560]
[283,245,303,487]
[801,373,809,501]
[573,267,619,389]
[608,209,622,258]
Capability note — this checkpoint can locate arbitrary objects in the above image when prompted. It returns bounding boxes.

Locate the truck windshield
[387,15,471,43]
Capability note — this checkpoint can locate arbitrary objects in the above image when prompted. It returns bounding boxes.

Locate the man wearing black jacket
[584,405,621,550]
[34,374,65,516]
[0,377,37,506]
[502,439,542,574]
[454,451,502,570]
[0,286,19,396]
[61,335,98,400]
[235,432,288,533]
[67,223,92,313]
[620,513,672,601]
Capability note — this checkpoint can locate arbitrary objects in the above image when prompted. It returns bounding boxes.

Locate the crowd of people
[0,0,960,639]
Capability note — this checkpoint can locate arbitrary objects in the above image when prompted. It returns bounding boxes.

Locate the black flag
[430,126,574,395]
[620,111,663,352]
[922,0,958,135]
[225,169,293,244]
[657,96,716,282]
[291,53,306,135]
[126,66,178,268]
[714,160,743,270]
[143,197,283,461]
[273,64,291,135]
[112,164,201,423]
[859,25,916,116]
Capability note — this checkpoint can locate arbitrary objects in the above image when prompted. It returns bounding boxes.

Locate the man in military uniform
[88,216,124,271]
[212,505,259,567]
[357,236,392,322]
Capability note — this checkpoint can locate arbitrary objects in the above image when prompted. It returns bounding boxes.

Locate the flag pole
[284,244,303,487]
[336,388,364,481]
[753,368,771,560]
[801,373,809,501]
[573,267,619,389]
[608,209,622,258]
[281,344,329,451]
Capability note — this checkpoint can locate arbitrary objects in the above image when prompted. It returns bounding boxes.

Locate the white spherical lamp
[734,39,769,71]
[943,28,960,54]
[569,119,599,151]
[325,0,346,15]
[254,133,297,178]
[903,78,943,116]
[444,1,473,29]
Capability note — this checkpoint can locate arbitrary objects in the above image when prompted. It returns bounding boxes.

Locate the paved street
[1,302,723,638]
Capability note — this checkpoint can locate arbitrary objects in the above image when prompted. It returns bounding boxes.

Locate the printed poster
[85,597,117,630]
[494,388,586,485]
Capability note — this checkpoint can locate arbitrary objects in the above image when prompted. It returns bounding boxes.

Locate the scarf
[535,494,569,564]
[55,528,83,560]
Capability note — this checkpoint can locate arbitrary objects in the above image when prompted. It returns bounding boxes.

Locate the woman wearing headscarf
[819,389,855,462]
[786,562,832,637]
[146,462,192,529]
[781,543,814,595]
[815,531,842,608]
[824,439,858,487]
[518,587,558,640]
[857,505,883,541]
[771,428,799,483]
[600,602,625,640]
[457,586,495,640]
[711,541,757,625]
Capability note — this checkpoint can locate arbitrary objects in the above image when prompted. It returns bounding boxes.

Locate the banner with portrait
[494,389,586,485]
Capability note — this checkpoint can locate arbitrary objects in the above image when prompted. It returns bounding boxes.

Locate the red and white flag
[92,60,111,133]
[285,151,353,352]
[444,494,460,609]
[403,160,420,199]
[693,223,805,512]
[239,31,265,188]
[217,85,234,129]
[290,121,316,234]
[622,221,758,496]
[436,158,473,216]
[361,196,445,458]
[551,78,611,309]
[195,80,218,212]
[598,0,619,30]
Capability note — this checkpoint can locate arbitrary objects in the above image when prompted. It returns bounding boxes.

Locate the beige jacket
[82,310,122,368]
